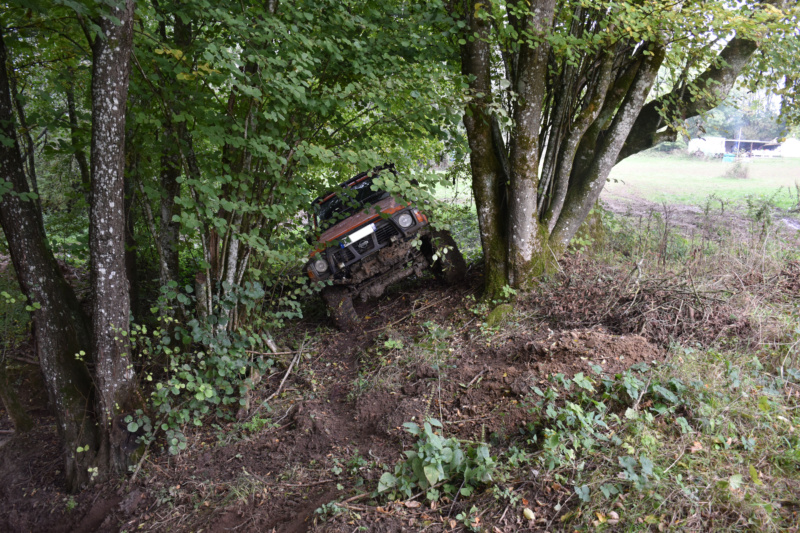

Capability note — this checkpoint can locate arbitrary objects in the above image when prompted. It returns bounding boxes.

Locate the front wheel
[423,229,467,285]
[321,286,359,331]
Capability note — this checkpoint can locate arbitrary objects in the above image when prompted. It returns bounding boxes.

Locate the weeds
[377,418,497,503]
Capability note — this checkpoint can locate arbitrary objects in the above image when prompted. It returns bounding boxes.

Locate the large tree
[0,23,96,491]
[454,0,797,297]
[0,0,139,490]
[88,0,140,472]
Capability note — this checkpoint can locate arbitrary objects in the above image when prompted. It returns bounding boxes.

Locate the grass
[604,154,800,209]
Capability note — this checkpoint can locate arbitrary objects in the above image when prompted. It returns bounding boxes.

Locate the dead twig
[245,350,297,357]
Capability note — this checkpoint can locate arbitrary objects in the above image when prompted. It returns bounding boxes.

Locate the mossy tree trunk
[454,0,768,299]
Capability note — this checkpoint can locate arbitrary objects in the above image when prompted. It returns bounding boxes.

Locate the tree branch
[618,36,759,161]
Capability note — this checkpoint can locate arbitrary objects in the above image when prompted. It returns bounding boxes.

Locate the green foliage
[377,418,497,502]
[125,298,277,454]
[0,280,31,354]
[520,343,800,530]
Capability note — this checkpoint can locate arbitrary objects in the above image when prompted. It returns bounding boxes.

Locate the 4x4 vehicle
[305,164,466,330]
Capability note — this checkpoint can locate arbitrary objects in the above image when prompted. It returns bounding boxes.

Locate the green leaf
[572,373,595,392]
[423,465,439,486]
[758,396,771,412]
[749,465,763,486]
[127,422,139,433]
[378,472,397,492]
[640,455,654,477]
[403,422,420,436]
[729,474,743,490]
[574,485,590,502]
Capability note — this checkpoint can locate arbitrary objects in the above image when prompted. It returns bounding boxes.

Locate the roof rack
[312,163,396,205]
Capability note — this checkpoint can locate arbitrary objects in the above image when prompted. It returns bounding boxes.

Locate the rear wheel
[423,229,467,285]
[321,286,359,331]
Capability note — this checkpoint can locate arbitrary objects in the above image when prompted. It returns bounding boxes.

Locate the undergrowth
[315,193,800,531]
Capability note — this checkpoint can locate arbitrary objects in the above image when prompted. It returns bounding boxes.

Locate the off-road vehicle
[305,165,466,330]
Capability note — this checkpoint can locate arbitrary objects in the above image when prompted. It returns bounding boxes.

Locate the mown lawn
[604,154,800,209]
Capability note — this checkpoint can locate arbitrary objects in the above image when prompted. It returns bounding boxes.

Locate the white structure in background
[687,136,799,157]
[688,136,726,155]
[782,138,800,158]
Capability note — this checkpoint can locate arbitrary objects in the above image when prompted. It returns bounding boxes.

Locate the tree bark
[8,73,44,232]
[551,46,666,248]
[459,0,509,298]
[506,0,555,288]
[0,26,97,491]
[619,37,760,161]
[88,0,140,474]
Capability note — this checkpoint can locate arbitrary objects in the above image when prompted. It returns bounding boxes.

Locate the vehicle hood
[316,196,406,246]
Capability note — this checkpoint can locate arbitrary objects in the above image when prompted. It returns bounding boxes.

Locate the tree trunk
[158,127,181,288]
[88,0,140,474]
[0,26,97,491]
[66,70,91,193]
[505,0,555,288]
[550,47,665,248]
[8,71,44,232]
[455,0,767,297]
[459,0,508,298]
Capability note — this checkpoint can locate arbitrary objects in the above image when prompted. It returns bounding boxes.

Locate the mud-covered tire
[321,286,359,331]
[423,229,467,285]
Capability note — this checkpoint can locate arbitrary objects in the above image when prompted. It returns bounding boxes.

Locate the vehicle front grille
[354,236,375,255]
[333,246,355,265]
[375,222,399,245]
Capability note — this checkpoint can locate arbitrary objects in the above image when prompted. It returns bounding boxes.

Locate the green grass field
[603,154,800,209]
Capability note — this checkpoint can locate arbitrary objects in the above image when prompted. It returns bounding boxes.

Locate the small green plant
[64,496,77,512]
[239,414,273,434]
[377,418,496,502]
[455,505,481,531]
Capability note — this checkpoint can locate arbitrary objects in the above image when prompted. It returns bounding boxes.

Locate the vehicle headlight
[313,259,329,273]
[396,212,414,228]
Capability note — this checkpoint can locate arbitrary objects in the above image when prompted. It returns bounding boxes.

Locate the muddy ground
[1,200,798,533]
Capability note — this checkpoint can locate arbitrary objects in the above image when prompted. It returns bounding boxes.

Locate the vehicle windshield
[315,177,389,225]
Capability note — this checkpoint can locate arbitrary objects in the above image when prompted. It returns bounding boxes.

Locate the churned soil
[2,244,790,532]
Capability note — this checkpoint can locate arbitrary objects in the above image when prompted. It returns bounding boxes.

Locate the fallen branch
[9,355,38,366]
[264,341,304,404]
